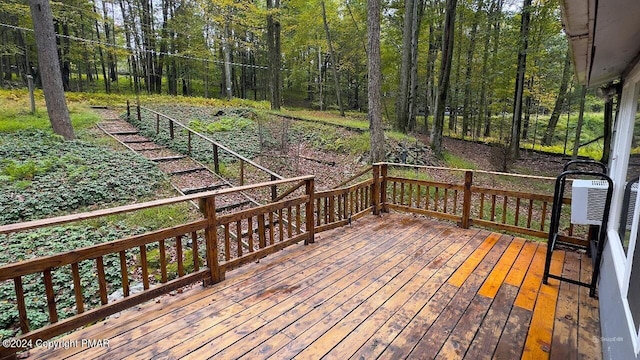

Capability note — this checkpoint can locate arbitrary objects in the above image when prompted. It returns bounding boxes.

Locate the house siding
[600,244,637,359]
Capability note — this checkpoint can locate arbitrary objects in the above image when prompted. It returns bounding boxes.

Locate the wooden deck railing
[0,162,587,358]
[128,102,283,199]
[0,176,313,359]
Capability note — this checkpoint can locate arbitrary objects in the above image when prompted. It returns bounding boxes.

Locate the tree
[267,0,282,110]
[368,0,384,163]
[321,0,345,116]
[508,0,532,159]
[29,0,75,140]
[431,0,457,156]
[541,48,572,146]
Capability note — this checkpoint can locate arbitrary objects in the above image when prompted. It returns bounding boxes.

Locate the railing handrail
[140,106,284,180]
[380,162,561,181]
[0,175,312,235]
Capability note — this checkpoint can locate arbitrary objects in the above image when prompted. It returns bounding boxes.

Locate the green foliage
[189,117,254,133]
[0,130,167,225]
[443,151,477,169]
[0,225,145,336]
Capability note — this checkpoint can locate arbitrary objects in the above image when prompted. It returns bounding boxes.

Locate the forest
[1,0,607,159]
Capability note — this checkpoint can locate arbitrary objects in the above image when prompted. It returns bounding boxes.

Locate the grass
[443,151,477,169]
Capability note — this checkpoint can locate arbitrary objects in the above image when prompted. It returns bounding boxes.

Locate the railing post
[305,178,315,244]
[461,170,473,229]
[373,164,381,215]
[271,175,277,200]
[200,196,223,284]
[380,163,388,213]
[126,100,130,120]
[213,144,220,173]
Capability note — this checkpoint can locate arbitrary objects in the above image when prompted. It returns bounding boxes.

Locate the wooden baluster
[337,195,343,220]
[296,204,302,235]
[169,119,174,139]
[365,185,370,207]
[287,207,294,238]
[453,189,458,214]
[502,196,508,224]
[43,269,58,323]
[425,186,430,209]
[155,113,160,134]
[392,182,397,204]
[324,198,329,224]
[443,188,449,213]
[14,277,29,333]
[119,251,129,297]
[192,232,200,272]
[258,214,267,248]
[140,245,150,289]
[316,198,321,226]
[569,223,574,236]
[416,185,422,209]
[541,202,548,231]
[279,209,285,241]
[176,235,184,277]
[408,183,413,207]
[188,132,192,155]
[71,263,84,314]
[328,196,335,224]
[491,194,497,221]
[224,224,231,260]
[159,240,167,283]
[434,188,439,212]
[400,182,405,205]
[527,199,534,229]
[350,190,355,216]
[268,212,275,245]
[236,221,243,256]
[515,198,521,226]
[343,193,348,219]
[96,257,108,305]
[248,217,254,251]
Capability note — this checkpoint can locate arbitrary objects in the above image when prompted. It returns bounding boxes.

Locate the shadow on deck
[26,213,600,360]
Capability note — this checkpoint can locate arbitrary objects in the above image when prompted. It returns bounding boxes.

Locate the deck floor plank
[23,213,602,360]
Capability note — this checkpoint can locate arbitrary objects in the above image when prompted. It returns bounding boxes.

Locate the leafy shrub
[0,130,167,225]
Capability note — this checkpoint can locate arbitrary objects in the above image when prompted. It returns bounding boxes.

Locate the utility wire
[0,22,270,70]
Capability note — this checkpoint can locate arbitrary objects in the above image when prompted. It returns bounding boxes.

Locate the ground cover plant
[0,130,166,225]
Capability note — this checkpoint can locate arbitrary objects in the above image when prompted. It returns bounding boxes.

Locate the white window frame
[606,60,640,354]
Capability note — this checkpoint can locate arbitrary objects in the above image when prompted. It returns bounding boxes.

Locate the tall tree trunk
[432,0,458,155]
[572,85,587,159]
[407,1,425,131]
[448,9,464,132]
[321,1,345,116]
[267,0,282,110]
[508,0,532,159]
[462,0,484,137]
[541,49,572,146]
[484,0,503,137]
[29,0,75,140]
[424,24,439,133]
[368,0,385,163]
[222,20,233,99]
[397,0,416,131]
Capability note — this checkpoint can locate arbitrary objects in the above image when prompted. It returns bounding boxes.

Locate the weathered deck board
[25,213,602,360]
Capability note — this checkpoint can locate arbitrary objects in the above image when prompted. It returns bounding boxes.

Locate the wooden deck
[26,213,601,360]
